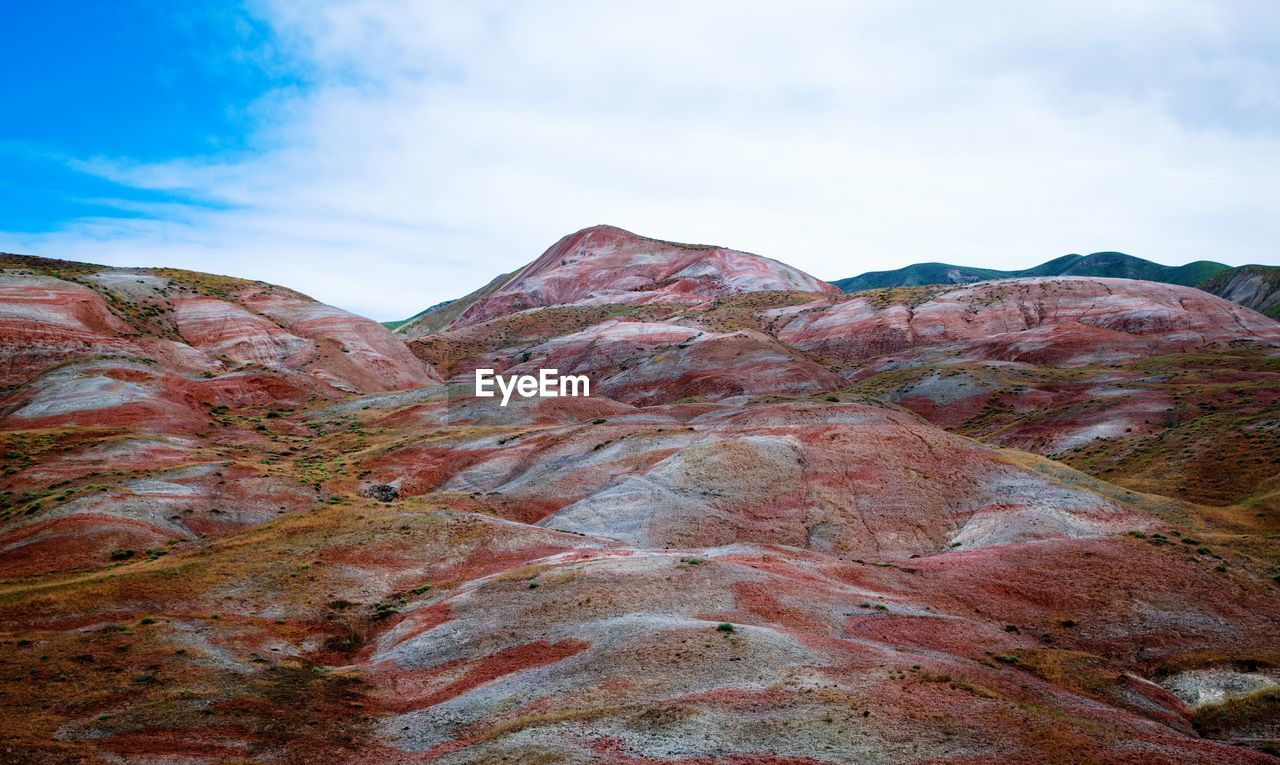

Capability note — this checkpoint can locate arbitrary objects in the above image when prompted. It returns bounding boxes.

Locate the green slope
[831,262,1007,292]
[389,268,519,337]
[832,252,1229,293]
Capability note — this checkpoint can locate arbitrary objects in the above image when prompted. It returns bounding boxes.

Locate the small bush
[110,549,134,561]
[716,622,735,634]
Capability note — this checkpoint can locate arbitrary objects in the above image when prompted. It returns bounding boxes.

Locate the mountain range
[2,227,1280,763]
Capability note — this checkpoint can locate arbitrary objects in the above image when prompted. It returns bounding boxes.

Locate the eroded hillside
[3,235,1280,764]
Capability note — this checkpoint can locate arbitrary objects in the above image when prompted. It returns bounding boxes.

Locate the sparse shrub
[110,549,134,561]
[716,622,735,634]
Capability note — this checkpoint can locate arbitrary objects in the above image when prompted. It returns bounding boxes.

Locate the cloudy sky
[2,1,1278,320]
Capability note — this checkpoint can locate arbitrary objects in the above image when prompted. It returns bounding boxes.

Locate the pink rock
[776,277,1280,367]
[449,225,839,329]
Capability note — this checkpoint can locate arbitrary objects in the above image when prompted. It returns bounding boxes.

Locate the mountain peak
[445,226,838,329]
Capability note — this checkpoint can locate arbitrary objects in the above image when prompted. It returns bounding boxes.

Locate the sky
[1,1,1278,321]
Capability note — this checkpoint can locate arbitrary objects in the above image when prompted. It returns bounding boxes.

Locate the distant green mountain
[832,252,1229,293]
[1198,264,1280,319]
[380,301,450,331]
[389,268,519,336]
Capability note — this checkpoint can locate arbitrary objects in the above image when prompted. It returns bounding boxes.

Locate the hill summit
[400,225,838,334]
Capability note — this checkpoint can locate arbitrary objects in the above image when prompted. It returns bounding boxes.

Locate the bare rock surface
[448,225,839,329]
[2,241,1279,763]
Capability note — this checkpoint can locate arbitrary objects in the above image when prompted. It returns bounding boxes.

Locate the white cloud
[4,0,1279,319]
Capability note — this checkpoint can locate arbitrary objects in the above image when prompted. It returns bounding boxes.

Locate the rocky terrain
[2,228,1279,764]
[1200,265,1280,320]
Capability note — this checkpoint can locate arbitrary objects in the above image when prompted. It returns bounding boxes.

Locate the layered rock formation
[773,277,1280,367]
[421,225,839,331]
[2,235,1280,764]
[0,254,439,578]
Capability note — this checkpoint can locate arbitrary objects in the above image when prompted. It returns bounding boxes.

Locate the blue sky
[2,1,1278,320]
[1,2,293,229]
